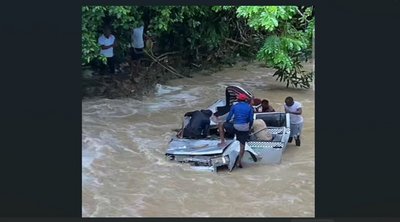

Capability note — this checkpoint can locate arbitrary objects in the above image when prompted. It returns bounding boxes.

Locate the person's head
[261,99,269,108]
[201,109,213,117]
[103,26,112,37]
[237,93,248,102]
[285,96,294,107]
[252,98,262,106]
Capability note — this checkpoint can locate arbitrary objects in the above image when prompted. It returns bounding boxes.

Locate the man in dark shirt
[182,109,213,139]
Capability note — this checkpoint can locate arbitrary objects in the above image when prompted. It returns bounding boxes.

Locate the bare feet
[233,156,243,169]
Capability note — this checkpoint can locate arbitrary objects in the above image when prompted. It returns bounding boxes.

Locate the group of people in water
[179,94,304,169]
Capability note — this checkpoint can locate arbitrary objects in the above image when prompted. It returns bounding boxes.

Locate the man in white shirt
[130,23,145,81]
[98,26,117,75]
[284,96,304,146]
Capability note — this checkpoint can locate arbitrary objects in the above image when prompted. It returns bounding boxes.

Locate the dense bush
[82,6,314,88]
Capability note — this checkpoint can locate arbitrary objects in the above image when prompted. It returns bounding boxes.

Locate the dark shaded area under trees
[82,6,314,99]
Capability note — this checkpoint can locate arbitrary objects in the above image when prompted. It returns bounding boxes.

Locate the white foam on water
[90,195,112,217]
[281,193,304,204]
[82,137,107,171]
[129,136,172,168]
[83,98,145,119]
[144,100,181,112]
[155,84,182,96]
[139,88,202,113]
[82,63,315,217]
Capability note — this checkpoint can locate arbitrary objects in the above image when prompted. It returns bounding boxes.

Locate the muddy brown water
[82,61,315,217]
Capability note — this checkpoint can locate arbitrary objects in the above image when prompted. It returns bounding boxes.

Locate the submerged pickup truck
[165,86,291,172]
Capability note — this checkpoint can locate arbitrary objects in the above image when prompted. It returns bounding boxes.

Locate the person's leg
[107,57,112,74]
[130,48,139,80]
[99,59,107,75]
[130,59,136,80]
[136,48,144,76]
[107,57,115,74]
[295,122,303,146]
[288,123,295,143]
[177,130,182,138]
[236,130,248,168]
[218,122,226,146]
[238,142,245,168]
[135,59,140,76]
[220,121,235,146]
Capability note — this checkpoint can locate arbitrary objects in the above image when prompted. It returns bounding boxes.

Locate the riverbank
[82,54,314,100]
[81,57,251,99]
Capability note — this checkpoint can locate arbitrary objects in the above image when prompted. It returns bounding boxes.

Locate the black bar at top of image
[81,0,314,6]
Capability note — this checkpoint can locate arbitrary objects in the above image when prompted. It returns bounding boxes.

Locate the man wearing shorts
[224,93,254,168]
[284,96,304,146]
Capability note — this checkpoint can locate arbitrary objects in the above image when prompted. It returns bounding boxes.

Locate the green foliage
[82,6,106,65]
[236,6,297,31]
[81,6,315,88]
[82,6,237,66]
[237,6,314,88]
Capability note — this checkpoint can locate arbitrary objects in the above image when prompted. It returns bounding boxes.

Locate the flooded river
[82,61,315,217]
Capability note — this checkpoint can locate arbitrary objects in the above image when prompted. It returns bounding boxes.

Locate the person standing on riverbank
[284,96,304,146]
[225,93,254,169]
[130,22,145,81]
[98,26,117,75]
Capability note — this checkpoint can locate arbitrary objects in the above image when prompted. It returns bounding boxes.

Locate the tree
[235,6,315,88]
[81,6,315,88]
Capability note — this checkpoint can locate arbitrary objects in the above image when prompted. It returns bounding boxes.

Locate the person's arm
[225,106,234,123]
[99,37,117,49]
[184,111,195,117]
[290,107,302,115]
[249,107,254,129]
[202,122,210,138]
[284,105,290,113]
[99,38,113,50]
[131,29,135,46]
[101,45,113,50]
[113,37,118,47]
[271,106,276,112]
